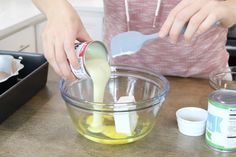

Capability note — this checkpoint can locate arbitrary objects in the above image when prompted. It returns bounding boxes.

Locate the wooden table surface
[0,68,236,157]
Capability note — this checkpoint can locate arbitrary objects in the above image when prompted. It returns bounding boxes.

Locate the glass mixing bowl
[209,66,236,90]
[60,65,169,144]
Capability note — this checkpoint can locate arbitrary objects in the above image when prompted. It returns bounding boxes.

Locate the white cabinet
[0,26,36,52]
[0,21,46,54]
[35,21,46,53]
[77,10,103,41]
[0,9,103,54]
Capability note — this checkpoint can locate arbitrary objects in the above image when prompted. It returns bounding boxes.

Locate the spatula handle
[143,33,159,42]
[143,26,186,42]
[143,21,219,43]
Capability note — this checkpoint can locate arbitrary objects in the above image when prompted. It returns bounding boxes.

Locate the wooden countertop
[0,68,235,157]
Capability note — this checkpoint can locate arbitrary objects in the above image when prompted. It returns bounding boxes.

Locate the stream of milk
[85,58,111,132]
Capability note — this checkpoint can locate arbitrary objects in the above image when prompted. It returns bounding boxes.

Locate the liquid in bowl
[60,65,169,144]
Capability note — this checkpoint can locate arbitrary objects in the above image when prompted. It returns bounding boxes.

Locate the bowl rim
[209,66,236,90]
[209,66,236,75]
[60,65,170,112]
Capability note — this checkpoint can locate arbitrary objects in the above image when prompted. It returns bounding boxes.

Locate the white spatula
[110,22,219,57]
[111,31,159,57]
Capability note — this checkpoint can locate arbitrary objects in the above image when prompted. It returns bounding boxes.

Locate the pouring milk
[85,58,111,133]
[72,41,137,137]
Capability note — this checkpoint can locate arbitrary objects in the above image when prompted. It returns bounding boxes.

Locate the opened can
[206,89,236,152]
[70,41,109,79]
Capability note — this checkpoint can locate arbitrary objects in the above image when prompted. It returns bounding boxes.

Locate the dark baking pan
[0,50,48,123]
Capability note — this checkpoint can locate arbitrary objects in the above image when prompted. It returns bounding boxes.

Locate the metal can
[71,41,109,79]
[206,89,236,152]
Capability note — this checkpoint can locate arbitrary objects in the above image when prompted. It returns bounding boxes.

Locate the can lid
[73,41,110,79]
[176,107,208,136]
[84,41,109,64]
[209,89,236,106]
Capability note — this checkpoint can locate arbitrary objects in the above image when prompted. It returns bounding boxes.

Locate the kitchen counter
[0,0,43,39]
[0,69,235,157]
[0,0,103,39]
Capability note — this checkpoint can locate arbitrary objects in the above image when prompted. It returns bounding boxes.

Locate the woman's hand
[33,0,92,80]
[159,0,236,43]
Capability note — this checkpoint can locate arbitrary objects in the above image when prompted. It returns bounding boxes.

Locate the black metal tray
[0,50,48,123]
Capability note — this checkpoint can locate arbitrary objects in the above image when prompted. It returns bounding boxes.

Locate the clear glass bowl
[60,65,169,144]
[209,66,236,90]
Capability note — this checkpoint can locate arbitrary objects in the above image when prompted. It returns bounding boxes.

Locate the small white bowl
[0,55,24,83]
[176,107,208,136]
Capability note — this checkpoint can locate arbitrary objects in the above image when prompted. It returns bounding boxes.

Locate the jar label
[206,99,236,151]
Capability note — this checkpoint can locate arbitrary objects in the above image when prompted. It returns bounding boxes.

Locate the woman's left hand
[159,0,236,43]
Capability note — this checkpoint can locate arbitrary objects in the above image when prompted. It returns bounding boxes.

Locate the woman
[33,0,236,79]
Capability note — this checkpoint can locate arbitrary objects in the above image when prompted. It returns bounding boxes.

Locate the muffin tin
[0,50,48,123]
[0,55,24,83]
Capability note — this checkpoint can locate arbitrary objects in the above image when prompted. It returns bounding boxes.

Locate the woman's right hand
[159,0,236,44]
[34,0,92,80]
